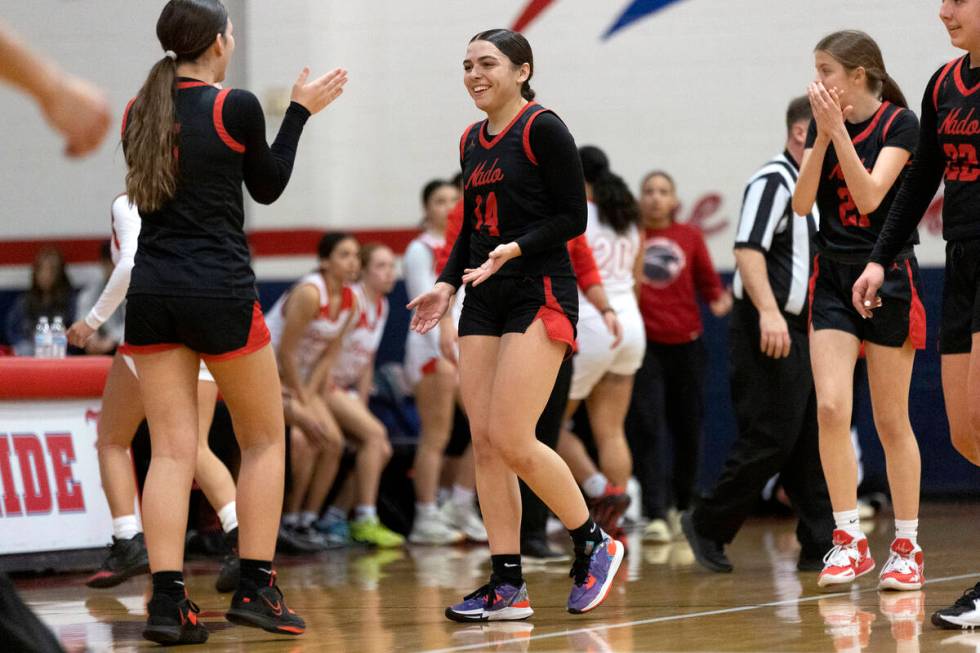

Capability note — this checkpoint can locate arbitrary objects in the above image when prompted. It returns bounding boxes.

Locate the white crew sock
[300,511,318,528]
[323,505,347,525]
[895,519,918,546]
[282,512,300,528]
[217,501,238,534]
[112,515,140,540]
[354,505,377,522]
[451,485,475,507]
[416,502,438,518]
[583,473,609,499]
[833,509,863,540]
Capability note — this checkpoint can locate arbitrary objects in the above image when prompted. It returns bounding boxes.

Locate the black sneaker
[86,533,150,588]
[680,510,733,573]
[521,537,571,563]
[277,525,328,555]
[226,572,305,635]
[142,593,209,645]
[932,582,980,630]
[215,528,239,593]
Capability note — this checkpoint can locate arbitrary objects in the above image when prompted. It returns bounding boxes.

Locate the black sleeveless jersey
[805,101,919,260]
[437,102,587,287]
[872,56,980,265]
[123,78,310,299]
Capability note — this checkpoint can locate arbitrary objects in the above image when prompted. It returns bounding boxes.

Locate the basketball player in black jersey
[854,0,980,629]
[792,31,925,592]
[408,29,623,621]
[121,1,346,644]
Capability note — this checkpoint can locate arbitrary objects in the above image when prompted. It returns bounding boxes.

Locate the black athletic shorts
[941,238,980,354]
[809,254,926,349]
[123,294,270,361]
[458,274,577,352]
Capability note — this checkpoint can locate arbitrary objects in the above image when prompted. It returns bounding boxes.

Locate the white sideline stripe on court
[421,572,980,653]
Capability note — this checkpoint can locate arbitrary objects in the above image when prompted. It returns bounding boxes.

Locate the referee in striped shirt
[681,97,833,573]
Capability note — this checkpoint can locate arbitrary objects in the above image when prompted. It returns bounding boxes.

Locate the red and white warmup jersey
[266,272,357,381]
[403,232,445,386]
[332,282,389,390]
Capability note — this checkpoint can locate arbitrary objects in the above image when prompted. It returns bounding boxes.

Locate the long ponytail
[123,0,229,212]
[579,145,639,235]
[815,30,908,109]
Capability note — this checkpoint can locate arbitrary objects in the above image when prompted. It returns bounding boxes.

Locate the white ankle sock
[451,485,475,507]
[324,506,347,524]
[437,487,451,506]
[282,512,300,528]
[416,502,438,517]
[354,505,377,521]
[300,511,318,528]
[895,519,918,545]
[833,509,863,540]
[217,501,238,534]
[112,515,140,540]
[583,473,608,499]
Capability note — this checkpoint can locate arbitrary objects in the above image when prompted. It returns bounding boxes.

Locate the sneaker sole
[445,607,488,623]
[86,562,150,589]
[878,576,923,591]
[142,624,209,645]
[680,512,732,574]
[932,611,980,629]
[226,609,305,635]
[568,540,625,615]
[817,562,875,588]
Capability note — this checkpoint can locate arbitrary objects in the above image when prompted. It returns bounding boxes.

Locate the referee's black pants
[691,300,833,557]
[520,358,573,542]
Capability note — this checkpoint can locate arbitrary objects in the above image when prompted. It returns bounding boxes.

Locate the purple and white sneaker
[445,579,534,622]
[567,535,624,614]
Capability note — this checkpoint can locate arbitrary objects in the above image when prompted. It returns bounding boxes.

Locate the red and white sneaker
[878,538,924,591]
[817,530,875,588]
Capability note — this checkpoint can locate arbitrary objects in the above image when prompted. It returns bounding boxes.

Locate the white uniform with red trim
[332,282,389,391]
[265,273,357,382]
[97,194,213,382]
[403,232,445,387]
[570,202,646,400]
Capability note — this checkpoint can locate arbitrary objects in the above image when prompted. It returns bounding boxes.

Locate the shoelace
[180,597,202,616]
[883,551,917,576]
[463,578,501,607]
[952,583,980,609]
[822,543,857,568]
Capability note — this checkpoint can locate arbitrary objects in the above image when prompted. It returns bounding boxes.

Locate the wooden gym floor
[15,502,980,652]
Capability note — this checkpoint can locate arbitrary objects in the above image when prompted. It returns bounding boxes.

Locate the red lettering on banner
[45,433,84,512]
[12,434,52,515]
[465,159,505,189]
[0,435,23,516]
[684,193,729,237]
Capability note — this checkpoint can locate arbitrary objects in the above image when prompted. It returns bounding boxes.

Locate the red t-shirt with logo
[638,222,723,344]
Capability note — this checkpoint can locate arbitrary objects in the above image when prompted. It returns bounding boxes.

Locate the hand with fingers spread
[759,308,791,359]
[408,282,455,335]
[808,81,851,140]
[852,262,885,319]
[461,242,521,287]
[290,67,348,115]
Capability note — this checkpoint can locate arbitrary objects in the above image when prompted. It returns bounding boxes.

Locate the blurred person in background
[5,246,76,355]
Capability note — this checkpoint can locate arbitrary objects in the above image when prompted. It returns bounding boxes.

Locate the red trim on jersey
[341,285,355,310]
[460,122,479,161]
[533,275,575,355]
[213,88,246,153]
[201,302,271,362]
[479,101,538,149]
[118,342,182,355]
[807,254,820,330]
[568,234,602,292]
[953,56,980,97]
[852,101,890,145]
[420,357,439,376]
[521,108,549,165]
[121,97,136,138]
[934,57,961,109]
[176,81,210,89]
[881,107,903,141]
[906,261,927,350]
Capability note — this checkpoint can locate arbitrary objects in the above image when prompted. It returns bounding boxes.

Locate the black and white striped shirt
[732,151,818,317]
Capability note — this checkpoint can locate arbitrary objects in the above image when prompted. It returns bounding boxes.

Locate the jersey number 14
[474,192,500,236]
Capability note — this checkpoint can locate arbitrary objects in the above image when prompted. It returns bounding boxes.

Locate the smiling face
[813,49,869,107]
[941,0,980,52]
[463,39,529,114]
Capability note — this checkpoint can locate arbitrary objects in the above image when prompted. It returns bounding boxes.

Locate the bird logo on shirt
[641,237,686,288]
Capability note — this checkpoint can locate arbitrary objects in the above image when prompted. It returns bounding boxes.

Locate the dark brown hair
[123,0,229,212]
[786,95,812,133]
[27,246,73,317]
[815,30,907,108]
[359,243,391,270]
[579,145,639,235]
[470,29,535,101]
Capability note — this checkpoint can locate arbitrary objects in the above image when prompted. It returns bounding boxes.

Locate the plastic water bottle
[50,316,67,359]
[34,316,51,358]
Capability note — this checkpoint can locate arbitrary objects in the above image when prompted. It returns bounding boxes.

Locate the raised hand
[407,282,455,335]
[461,242,521,287]
[807,81,847,138]
[290,67,348,115]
